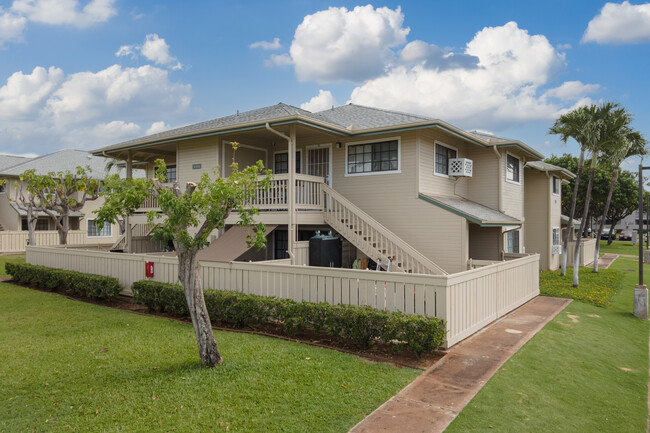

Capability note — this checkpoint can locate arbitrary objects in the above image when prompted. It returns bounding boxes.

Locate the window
[166,165,177,183]
[22,218,50,231]
[506,154,520,183]
[0,181,5,193]
[87,219,112,237]
[505,230,520,253]
[273,151,301,174]
[552,227,561,246]
[552,176,560,195]
[347,140,399,174]
[435,143,457,175]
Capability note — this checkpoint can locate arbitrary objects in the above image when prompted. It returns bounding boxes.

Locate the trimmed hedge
[5,262,123,299]
[132,280,446,356]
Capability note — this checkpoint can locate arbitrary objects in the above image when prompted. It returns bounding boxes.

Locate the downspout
[545,171,552,271]
[265,123,295,264]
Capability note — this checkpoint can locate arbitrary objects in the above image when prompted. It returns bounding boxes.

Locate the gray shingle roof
[0,149,142,180]
[526,161,575,178]
[419,193,522,226]
[0,154,30,171]
[466,131,511,143]
[312,104,433,129]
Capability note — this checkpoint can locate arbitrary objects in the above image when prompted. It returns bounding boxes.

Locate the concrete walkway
[597,253,619,269]
[350,296,572,433]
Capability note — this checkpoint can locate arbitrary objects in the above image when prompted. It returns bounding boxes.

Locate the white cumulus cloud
[286,5,410,82]
[0,63,192,153]
[300,90,337,112]
[583,1,650,44]
[116,33,183,70]
[250,37,281,50]
[349,21,593,130]
[146,121,172,135]
[11,0,117,28]
[0,7,27,46]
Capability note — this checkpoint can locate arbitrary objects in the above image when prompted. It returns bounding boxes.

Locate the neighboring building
[92,103,573,272]
[0,149,141,250]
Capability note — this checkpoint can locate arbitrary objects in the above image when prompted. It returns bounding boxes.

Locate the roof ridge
[329,103,434,121]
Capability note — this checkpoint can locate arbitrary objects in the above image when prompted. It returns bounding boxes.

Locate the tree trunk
[607,220,618,245]
[26,206,37,246]
[178,247,222,367]
[573,163,597,287]
[593,168,619,272]
[562,149,585,276]
[58,214,69,245]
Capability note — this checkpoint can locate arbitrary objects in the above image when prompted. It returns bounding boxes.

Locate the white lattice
[449,158,473,177]
[552,245,562,255]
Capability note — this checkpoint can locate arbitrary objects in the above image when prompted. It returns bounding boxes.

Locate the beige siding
[417,129,470,197]
[469,225,501,261]
[549,177,562,270]
[0,180,20,230]
[500,150,525,251]
[78,194,120,243]
[177,137,219,185]
[222,141,268,176]
[524,171,550,269]
[332,131,467,273]
[465,149,500,210]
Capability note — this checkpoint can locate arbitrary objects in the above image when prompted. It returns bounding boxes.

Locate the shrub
[131,279,447,356]
[5,262,123,299]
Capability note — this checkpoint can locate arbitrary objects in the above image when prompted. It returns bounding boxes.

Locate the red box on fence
[145,261,154,278]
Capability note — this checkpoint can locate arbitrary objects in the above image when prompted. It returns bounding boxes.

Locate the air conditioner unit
[552,245,562,255]
[449,158,473,177]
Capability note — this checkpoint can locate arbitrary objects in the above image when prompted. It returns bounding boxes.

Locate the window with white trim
[87,219,112,237]
[347,140,398,174]
[435,143,457,175]
[552,227,561,246]
[552,176,560,195]
[165,165,177,183]
[506,154,520,183]
[505,230,520,253]
[273,151,301,174]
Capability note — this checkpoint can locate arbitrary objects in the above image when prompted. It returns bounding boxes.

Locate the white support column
[288,126,296,264]
[125,151,133,253]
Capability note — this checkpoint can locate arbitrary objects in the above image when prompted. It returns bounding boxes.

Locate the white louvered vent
[552,245,562,255]
[449,158,473,177]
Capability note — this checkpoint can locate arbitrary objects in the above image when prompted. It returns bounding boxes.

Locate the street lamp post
[636,164,649,319]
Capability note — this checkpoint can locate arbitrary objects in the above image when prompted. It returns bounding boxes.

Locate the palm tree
[549,105,600,277]
[593,121,647,271]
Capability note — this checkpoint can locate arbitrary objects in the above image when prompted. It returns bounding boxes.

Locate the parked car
[600,228,616,240]
[619,231,633,241]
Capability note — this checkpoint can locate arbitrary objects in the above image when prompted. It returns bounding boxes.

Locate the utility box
[309,232,342,268]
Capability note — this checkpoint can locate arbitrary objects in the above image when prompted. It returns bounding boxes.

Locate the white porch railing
[248,173,323,210]
[26,246,539,348]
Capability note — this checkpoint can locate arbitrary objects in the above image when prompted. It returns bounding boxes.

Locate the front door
[306,145,331,185]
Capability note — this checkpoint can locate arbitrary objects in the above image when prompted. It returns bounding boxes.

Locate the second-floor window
[552,176,560,195]
[274,151,301,174]
[506,154,520,183]
[347,140,398,174]
[435,143,457,176]
[166,165,177,183]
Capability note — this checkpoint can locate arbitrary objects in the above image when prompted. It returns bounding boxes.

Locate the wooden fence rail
[26,246,539,348]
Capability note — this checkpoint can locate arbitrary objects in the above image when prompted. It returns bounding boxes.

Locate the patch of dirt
[9,281,444,370]
[587,314,601,318]
[620,367,635,372]
[566,314,580,323]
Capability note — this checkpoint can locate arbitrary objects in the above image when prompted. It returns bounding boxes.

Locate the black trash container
[309,231,342,267]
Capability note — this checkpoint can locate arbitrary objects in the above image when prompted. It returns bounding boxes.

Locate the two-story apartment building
[0,149,140,251]
[91,103,573,273]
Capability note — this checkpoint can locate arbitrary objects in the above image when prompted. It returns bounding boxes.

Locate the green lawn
[599,240,642,256]
[0,256,419,432]
[446,258,649,432]
[0,254,26,277]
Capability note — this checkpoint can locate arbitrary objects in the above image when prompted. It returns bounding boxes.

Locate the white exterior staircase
[322,184,447,275]
[111,223,155,250]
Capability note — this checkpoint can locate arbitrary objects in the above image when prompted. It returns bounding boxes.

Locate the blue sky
[1,0,650,169]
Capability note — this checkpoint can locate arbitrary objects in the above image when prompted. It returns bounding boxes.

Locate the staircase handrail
[321,184,447,275]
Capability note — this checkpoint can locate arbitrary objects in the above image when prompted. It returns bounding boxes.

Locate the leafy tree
[96,145,272,367]
[19,167,101,245]
[549,104,601,281]
[11,178,44,246]
[592,117,646,271]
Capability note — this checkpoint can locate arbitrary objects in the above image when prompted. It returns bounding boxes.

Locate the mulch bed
[3,279,445,370]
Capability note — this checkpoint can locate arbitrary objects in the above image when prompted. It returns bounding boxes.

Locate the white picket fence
[26,246,539,348]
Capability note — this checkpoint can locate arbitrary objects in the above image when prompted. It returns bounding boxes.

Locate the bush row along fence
[26,246,540,348]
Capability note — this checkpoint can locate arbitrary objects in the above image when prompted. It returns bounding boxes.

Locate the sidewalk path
[598,253,619,269]
[350,296,571,433]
